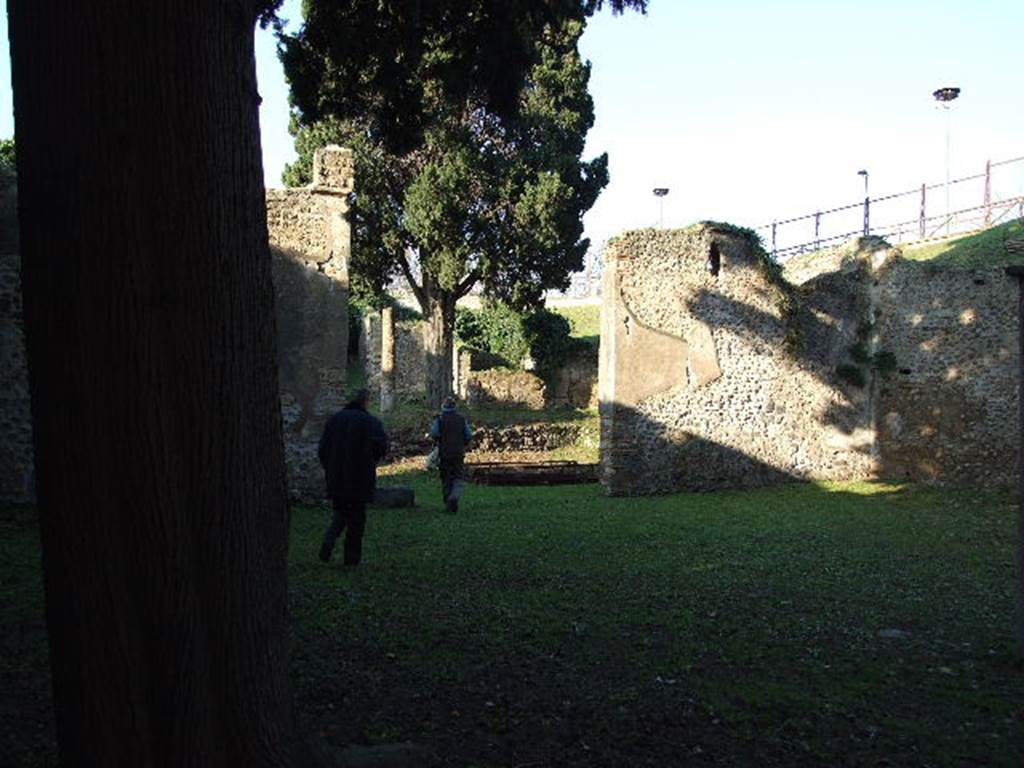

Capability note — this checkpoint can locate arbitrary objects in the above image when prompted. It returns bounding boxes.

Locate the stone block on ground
[371,485,415,508]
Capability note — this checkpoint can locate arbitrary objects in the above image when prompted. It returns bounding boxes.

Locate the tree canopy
[280,1,645,402]
[280,1,647,154]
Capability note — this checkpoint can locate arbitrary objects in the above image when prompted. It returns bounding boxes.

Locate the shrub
[523,310,579,381]
[456,302,531,366]
[456,303,584,383]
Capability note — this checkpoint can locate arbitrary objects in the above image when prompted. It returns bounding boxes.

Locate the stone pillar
[380,306,396,413]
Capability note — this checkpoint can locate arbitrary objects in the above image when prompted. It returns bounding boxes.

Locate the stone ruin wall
[360,312,429,403]
[600,225,1019,495]
[360,314,599,411]
[874,261,1018,486]
[0,146,352,504]
[266,146,352,500]
[600,226,876,495]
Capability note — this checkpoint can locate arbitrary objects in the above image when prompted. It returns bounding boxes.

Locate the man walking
[430,396,473,513]
[318,388,389,566]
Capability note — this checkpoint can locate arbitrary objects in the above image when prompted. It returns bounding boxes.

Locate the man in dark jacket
[318,388,389,566]
[429,396,472,513]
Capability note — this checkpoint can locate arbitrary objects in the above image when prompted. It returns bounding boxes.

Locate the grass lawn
[551,304,601,345]
[3,479,1023,766]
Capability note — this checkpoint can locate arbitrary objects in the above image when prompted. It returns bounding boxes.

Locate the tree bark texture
[8,2,293,765]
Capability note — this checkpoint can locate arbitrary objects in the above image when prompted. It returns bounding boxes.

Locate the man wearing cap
[430,396,473,513]
[318,388,389,566]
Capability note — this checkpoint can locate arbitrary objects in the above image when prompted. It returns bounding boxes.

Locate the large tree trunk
[422,276,457,409]
[9,2,294,765]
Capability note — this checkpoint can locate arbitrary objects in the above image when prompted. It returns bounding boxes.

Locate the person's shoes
[318,541,333,563]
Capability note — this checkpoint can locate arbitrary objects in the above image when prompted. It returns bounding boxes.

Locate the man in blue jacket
[318,388,388,566]
[430,396,473,513]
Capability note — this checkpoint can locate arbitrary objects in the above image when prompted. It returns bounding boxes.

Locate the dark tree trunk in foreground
[9,2,293,765]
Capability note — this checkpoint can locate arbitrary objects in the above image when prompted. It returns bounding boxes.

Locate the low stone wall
[472,422,588,452]
[385,421,591,460]
[546,346,599,409]
[454,344,598,410]
[464,369,546,410]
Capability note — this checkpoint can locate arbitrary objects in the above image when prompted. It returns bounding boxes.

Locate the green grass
[551,303,601,344]
[4,481,1023,766]
[896,219,1022,268]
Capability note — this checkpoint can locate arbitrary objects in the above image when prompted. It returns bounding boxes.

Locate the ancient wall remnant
[874,262,1017,485]
[266,145,352,500]
[360,312,429,404]
[0,146,352,504]
[599,224,1019,495]
[544,346,599,409]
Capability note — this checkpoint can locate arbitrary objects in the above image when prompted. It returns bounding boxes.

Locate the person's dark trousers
[440,457,464,513]
[320,497,368,565]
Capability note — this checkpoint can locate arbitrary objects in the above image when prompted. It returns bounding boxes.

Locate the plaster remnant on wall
[686,320,721,386]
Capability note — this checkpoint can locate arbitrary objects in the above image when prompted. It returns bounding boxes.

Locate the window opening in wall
[706,242,721,277]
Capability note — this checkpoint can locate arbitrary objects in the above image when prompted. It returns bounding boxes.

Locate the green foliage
[523,309,589,381]
[279,2,645,155]
[280,2,646,399]
[456,302,531,366]
[454,307,485,349]
[456,302,586,381]
[281,6,623,315]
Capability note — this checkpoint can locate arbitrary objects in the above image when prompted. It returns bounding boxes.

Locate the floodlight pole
[933,87,960,236]
[653,187,669,228]
[1004,264,1024,658]
[858,170,869,236]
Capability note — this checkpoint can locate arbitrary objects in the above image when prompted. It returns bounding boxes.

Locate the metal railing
[759,156,1024,260]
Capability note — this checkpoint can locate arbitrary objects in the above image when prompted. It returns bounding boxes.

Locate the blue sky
[4,1,1023,252]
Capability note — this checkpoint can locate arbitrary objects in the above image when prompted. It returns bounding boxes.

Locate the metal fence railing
[758,156,1024,261]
